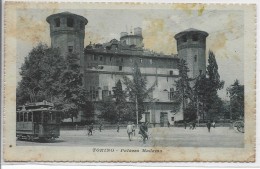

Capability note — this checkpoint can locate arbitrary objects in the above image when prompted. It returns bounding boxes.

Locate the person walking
[117,122,120,132]
[206,121,211,133]
[88,123,94,136]
[99,122,103,132]
[192,121,196,130]
[139,122,148,144]
[212,121,216,128]
[126,122,134,141]
[184,120,187,129]
[167,121,170,128]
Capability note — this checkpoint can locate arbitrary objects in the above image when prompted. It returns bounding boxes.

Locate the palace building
[46,12,208,126]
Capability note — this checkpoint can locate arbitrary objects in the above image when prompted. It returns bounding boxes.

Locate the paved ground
[16,127,244,147]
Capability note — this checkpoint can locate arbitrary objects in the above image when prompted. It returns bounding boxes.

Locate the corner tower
[174,28,208,79]
[46,12,88,67]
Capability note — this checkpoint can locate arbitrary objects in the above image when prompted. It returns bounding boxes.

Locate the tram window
[16,113,19,122]
[24,112,28,122]
[28,112,32,122]
[20,112,24,122]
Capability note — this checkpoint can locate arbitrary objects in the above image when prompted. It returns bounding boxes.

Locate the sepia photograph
[3,2,256,162]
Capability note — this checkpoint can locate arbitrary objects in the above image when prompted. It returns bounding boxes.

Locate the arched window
[192,34,199,41]
[182,35,187,42]
[54,18,60,27]
[67,17,74,27]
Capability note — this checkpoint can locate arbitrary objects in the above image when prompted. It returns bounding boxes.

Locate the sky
[15,6,244,100]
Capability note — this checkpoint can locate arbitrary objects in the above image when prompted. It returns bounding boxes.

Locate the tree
[204,51,224,119]
[17,43,66,105]
[123,62,155,124]
[98,97,117,123]
[98,80,135,123]
[173,59,193,120]
[113,80,128,122]
[193,51,224,120]
[59,53,93,122]
[17,43,94,122]
[227,80,244,120]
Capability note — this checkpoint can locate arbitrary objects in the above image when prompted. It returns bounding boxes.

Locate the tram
[16,101,62,141]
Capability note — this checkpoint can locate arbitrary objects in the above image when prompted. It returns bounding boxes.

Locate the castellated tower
[174,28,208,79]
[46,12,88,69]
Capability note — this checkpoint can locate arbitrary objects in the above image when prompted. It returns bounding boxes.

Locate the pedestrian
[206,121,211,132]
[167,121,170,128]
[184,120,187,129]
[139,122,148,144]
[132,123,136,136]
[212,121,216,128]
[192,121,196,130]
[99,122,103,132]
[88,123,94,136]
[126,122,134,141]
[117,122,120,132]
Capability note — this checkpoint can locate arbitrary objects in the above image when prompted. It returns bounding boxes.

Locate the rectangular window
[150,59,153,64]
[67,17,74,27]
[20,112,24,122]
[28,112,32,122]
[102,90,109,99]
[68,46,73,53]
[171,117,175,121]
[99,56,103,61]
[121,58,123,62]
[110,56,113,62]
[94,55,98,61]
[16,113,19,122]
[145,112,150,123]
[170,70,173,75]
[24,112,28,122]
[194,55,197,62]
[54,18,60,27]
[119,66,122,71]
[170,88,174,101]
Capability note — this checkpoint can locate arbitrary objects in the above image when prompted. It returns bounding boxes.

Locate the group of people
[86,121,149,144]
[126,121,149,143]
[183,120,216,132]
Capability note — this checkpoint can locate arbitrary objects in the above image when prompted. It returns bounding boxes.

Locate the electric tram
[16,101,62,141]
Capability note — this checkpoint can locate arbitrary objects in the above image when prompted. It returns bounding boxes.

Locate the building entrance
[160,112,168,127]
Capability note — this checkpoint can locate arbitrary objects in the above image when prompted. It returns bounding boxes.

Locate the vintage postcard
[3,2,256,162]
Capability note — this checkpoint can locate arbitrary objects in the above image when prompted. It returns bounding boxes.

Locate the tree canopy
[227,80,244,120]
[17,43,94,122]
[123,62,155,123]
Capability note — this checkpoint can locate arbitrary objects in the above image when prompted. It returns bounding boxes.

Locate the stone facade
[47,12,208,126]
